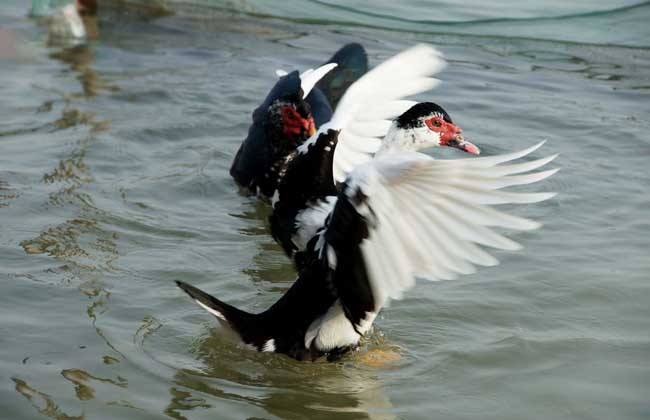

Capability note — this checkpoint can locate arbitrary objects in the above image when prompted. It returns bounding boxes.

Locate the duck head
[230,70,332,196]
[265,93,317,158]
[380,102,480,155]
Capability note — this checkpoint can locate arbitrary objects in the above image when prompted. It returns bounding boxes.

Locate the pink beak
[451,134,480,155]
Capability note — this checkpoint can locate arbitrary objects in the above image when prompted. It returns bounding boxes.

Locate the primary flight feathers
[326,141,557,310]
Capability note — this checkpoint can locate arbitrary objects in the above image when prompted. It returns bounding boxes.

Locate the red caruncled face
[281,107,316,140]
[424,115,480,155]
[425,116,462,145]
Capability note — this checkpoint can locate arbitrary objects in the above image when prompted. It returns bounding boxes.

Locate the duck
[229,43,368,197]
[268,46,480,264]
[177,127,558,362]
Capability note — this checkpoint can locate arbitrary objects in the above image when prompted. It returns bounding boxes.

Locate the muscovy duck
[270,101,480,263]
[177,139,558,361]
[268,45,479,262]
[230,43,368,197]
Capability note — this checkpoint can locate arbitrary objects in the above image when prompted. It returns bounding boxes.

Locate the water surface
[1,1,649,419]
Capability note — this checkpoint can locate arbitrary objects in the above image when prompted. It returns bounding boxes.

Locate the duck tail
[175,280,262,345]
[316,43,368,109]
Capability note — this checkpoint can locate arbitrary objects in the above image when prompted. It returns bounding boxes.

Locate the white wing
[300,63,338,98]
[273,63,338,97]
[328,44,447,183]
[331,141,558,309]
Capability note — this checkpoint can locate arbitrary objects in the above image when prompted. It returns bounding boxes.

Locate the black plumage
[315,43,368,109]
[322,185,376,331]
[176,249,336,361]
[230,73,321,197]
[270,129,340,259]
[395,101,452,129]
[177,179,377,362]
[229,43,368,197]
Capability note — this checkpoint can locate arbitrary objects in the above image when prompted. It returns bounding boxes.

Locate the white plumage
[261,339,276,352]
[330,45,447,183]
[195,300,225,321]
[274,62,337,98]
[296,45,447,183]
[300,63,338,98]
[180,42,559,361]
[334,141,558,310]
[305,300,376,351]
[292,196,337,251]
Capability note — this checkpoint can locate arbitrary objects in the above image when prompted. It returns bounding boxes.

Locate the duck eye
[432,119,442,127]
[282,108,299,122]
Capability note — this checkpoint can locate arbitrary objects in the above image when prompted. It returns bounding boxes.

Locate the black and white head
[389,102,480,155]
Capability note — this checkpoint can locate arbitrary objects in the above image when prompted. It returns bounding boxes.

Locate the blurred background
[1,1,649,419]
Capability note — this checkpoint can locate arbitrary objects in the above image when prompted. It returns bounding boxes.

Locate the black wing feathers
[270,130,340,258]
[315,43,368,109]
[322,184,377,329]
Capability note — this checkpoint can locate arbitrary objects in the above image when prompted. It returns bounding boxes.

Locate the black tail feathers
[175,281,263,346]
[316,43,368,109]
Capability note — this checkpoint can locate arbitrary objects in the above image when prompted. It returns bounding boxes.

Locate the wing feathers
[329,45,447,183]
[324,144,557,312]
[348,120,393,138]
[358,100,419,122]
[433,194,541,231]
[300,63,338,99]
[461,140,547,168]
[340,132,382,154]
[447,168,559,190]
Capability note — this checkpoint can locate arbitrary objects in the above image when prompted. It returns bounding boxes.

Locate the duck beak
[303,117,316,137]
[449,134,480,155]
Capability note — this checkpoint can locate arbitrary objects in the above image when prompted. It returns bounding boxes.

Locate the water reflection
[14,14,129,418]
[49,43,119,98]
[42,3,117,99]
[21,218,118,270]
[0,179,19,208]
[166,329,397,419]
[165,387,211,420]
[13,377,85,420]
[61,368,128,401]
[134,316,163,348]
[233,199,296,285]
[21,14,115,267]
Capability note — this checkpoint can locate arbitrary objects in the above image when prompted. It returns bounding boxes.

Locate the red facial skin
[281,107,316,140]
[425,116,480,155]
[425,116,462,145]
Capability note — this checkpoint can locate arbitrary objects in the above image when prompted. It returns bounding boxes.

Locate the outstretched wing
[327,44,447,183]
[276,45,443,260]
[319,141,558,330]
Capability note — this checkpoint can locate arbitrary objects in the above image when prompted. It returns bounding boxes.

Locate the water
[1,0,649,419]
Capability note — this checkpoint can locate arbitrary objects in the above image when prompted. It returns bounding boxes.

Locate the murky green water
[2,1,649,419]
